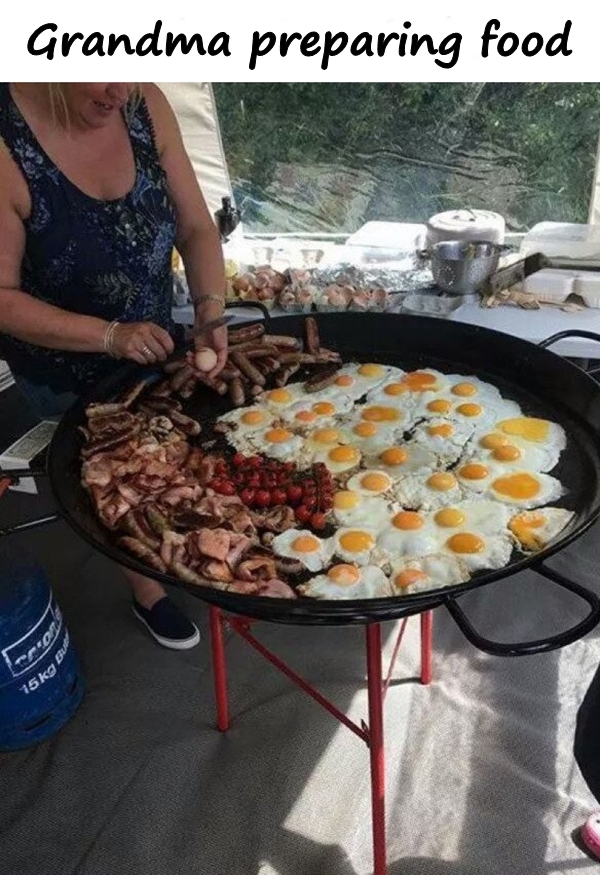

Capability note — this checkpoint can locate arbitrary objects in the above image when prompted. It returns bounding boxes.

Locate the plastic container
[0,552,84,751]
[520,223,600,264]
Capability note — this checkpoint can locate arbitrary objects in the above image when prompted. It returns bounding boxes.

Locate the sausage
[243,345,280,359]
[145,506,171,536]
[80,424,141,458]
[170,363,195,392]
[87,411,135,435]
[86,402,128,418]
[179,377,197,399]
[170,410,202,436]
[303,365,341,393]
[163,359,187,374]
[275,363,300,386]
[228,324,265,345]
[260,355,280,372]
[119,380,148,408]
[229,351,266,387]
[171,560,229,590]
[196,373,228,395]
[118,536,167,572]
[228,377,246,407]
[220,364,242,381]
[142,397,183,414]
[304,317,320,354]
[148,379,173,397]
[121,511,161,551]
[266,335,302,349]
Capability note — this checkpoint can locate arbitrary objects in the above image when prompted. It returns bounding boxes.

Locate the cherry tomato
[219,481,236,496]
[310,512,326,531]
[271,488,288,506]
[303,479,316,491]
[287,485,303,505]
[232,453,246,468]
[240,488,255,505]
[302,495,317,510]
[255,490,271,508]
[248,456,263,468]
[295,505,312,524]
[209,478,223,491]
[247,476,261,489]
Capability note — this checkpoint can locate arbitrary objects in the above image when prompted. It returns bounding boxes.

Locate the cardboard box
[0,421,57,495]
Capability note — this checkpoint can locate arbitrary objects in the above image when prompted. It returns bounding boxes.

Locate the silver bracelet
[103,320,120,358]
[194,294,225,309]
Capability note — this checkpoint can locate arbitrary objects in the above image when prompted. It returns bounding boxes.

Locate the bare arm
[0,142,173,365]
[144,84,227,375]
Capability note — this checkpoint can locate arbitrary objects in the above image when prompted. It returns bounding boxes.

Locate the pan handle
[224,300,273,330]
[444,562,600,656]
[538,330,600,350]
[0,515,61,537]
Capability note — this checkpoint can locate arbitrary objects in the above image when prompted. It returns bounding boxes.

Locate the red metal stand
[208,606,434,875]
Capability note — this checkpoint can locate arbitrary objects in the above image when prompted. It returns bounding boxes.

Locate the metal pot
[420,240,509,295]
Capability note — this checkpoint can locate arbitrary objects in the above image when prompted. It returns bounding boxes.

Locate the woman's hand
[111,321,174,365]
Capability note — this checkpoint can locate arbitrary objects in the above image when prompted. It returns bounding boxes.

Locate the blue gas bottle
[0,550,84,750]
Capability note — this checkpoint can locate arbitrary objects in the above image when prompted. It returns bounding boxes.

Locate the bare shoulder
[140,84,181,155]
[0,139,30,220]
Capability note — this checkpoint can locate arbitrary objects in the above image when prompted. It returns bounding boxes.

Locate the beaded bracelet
[103,320,120,358]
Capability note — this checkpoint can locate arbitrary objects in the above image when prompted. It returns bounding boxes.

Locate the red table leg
[366,623,386,875]
[420,610,433,686]
[209,606,230,731]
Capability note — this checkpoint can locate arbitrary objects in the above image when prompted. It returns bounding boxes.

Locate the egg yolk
[335,374,354,387]
[313,428,341,444]
[360,472,391,492]
[457,403,483,418]
[447,533,485,554]
[241,410,264,425]
[327,564,361,586]
[265,428,293,443]
[479,433,509,450]
[395,568,428,589]
[492,473,540,500]
[353,422,379,438]
[428,399,452,414]
[459,463,489,481]
[292,535,321,553]
[509,512,548,549]
[498,417,549,442]
[428,423,454,438]
[329,446,360,464]
[452,382,477,397]
[435,508,466,527]
[428,473,457,491]
[268,389,292,404]
[392,511,424,530]
[313,401,336,416]
[493,444,522,462]
[384,382,408,396]
[402,371,437,390]
[334,490,360,510]
[362,406,399,422]
[379,447,408,466]
[295,410,318,423]
[339,531,374,552]
[359,364,384,377]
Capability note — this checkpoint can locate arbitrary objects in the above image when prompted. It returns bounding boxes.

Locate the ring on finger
[141,344,154,359]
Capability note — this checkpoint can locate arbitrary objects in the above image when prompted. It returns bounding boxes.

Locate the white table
[172,297,600,360]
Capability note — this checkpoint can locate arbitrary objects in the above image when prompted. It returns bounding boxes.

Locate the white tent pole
[588,129,600,224]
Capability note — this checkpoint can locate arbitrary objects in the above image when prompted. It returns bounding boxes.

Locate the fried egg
[363,443,437,479]
[377,510,442,559]
[456,461,564,508]
[413,393,521,431]
[462,430,561,473]
[398,368,448,395]
[494,416,567,450]
[331,363,403,400]
[271,529,333,572]
[392,471,463,510]
[298,564,392,599]
[218,405,275,433]
[444,375,505,403]
[313,443,362,474]
[390,554,469,595]
[305,426,351,455]
[281,395,354,427]
[249,427,305,461]
[332,490,393,528]
[508,507,575,551]
[342,417,401,454]
[409,418,475,465]
[432,500,511,537]
[347,469,395,497]
[442,531,514,572]
[261,384,305,411]
[332,528,381,566]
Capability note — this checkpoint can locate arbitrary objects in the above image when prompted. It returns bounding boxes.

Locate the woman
[0,82,228,650]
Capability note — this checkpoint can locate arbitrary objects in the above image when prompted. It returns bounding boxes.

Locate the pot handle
[538,329,600,350]
[444,562,600,656]
[224,299,273,330]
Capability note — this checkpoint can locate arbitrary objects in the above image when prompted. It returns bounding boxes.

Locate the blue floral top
[0,83,178,392]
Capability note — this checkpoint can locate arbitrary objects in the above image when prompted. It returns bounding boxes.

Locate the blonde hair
[47,84,142,128]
